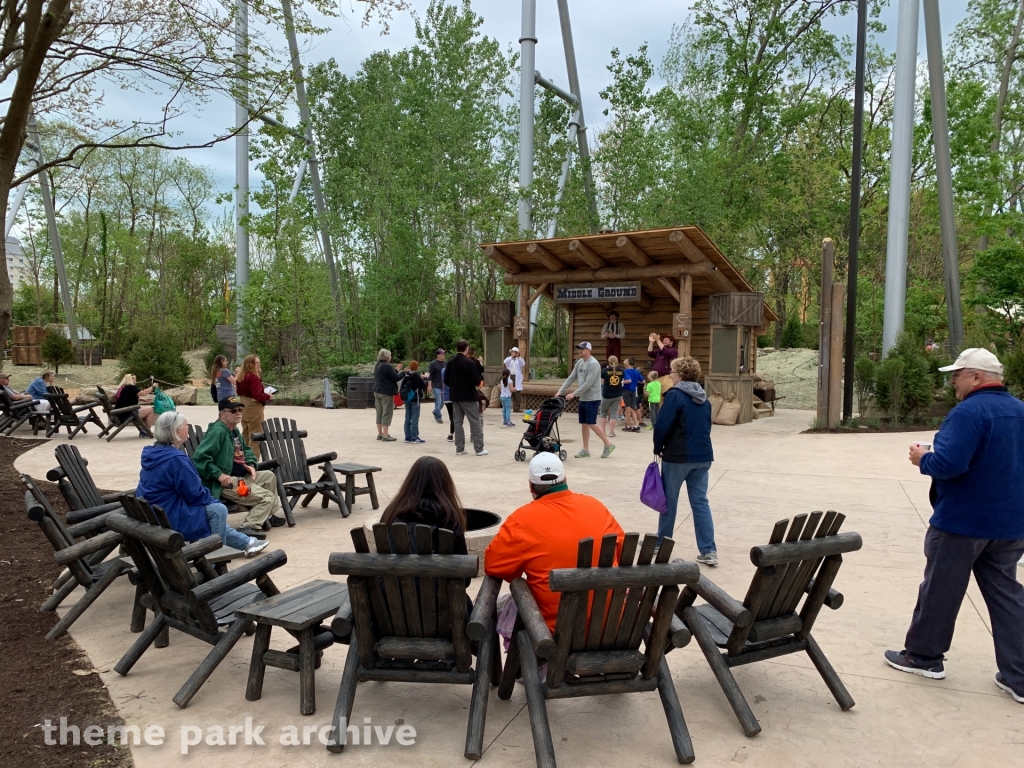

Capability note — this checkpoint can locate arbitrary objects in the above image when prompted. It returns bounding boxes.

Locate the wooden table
[329,462,382,510]
[236,579,349,715]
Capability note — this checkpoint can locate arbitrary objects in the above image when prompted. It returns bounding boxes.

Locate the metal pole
[518,0,537,236]
[234,0,250,357]
[546,111,582,239]
[4,179,30,239]
[882,0,919,356]
[555,0,599,233]
[843,0,868,421]
[534,71,578,106]
[281,0,347,351]
[922,0,964,353]
[27,115,77,345]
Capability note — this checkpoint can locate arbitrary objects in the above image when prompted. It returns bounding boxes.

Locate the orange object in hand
[236,479,250,497]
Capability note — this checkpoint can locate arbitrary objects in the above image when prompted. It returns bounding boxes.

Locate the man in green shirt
[191,397,285,538]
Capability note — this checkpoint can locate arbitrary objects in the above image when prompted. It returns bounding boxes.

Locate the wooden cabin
[480,225,779,423]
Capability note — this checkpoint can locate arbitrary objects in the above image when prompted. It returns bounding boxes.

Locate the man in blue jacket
[885,348,1024,705]
[653,356,717,565]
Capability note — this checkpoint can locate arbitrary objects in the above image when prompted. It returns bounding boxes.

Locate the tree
[969,243,1024,338]
[40,327,74,372]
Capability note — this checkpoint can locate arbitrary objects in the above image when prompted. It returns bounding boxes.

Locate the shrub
[876,357,906,424]
[1004,346,1024,400]
[120,333,191,386]
[853,356,876,416]
[203,335,229,376]
[41,329,76,373]
[875,334,936,422]
[780,317,802,348]
[329,366,359,394]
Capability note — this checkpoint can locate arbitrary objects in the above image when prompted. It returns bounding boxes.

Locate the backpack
[399,372,418,403]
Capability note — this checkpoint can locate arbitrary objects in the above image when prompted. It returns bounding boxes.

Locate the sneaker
[575,449,591,458]
[646,424,654,431]
[456,450,467,456]
[238,526,267,540]
[475,449,489,456]
[382,435,397,442]
[696,551,719,566]
[138,429,152,438]
[266,515,285,528]
[435,418,444,424]
[995,673,1024,703]
[884,649,945,679]
[404,438,414,443]
[601,443,616,459]
[413,437,426,443]
[244,538,269,557]
[377,434,383,441]
[447,434,454,442]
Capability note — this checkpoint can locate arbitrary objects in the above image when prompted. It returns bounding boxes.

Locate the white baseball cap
[509,346,519,353]
[576,341,592,350]
[528,453,566,486]
[938,348,1003,375]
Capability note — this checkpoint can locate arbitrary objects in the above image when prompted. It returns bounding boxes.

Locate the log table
[237,579,350,715]
[326,462,382,511]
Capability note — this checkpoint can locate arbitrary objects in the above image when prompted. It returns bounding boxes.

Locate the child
[401,361,427,443]
[646,370,662,429]
[499,367,514,426]
[599,355,624,438]
[622,358,644,432]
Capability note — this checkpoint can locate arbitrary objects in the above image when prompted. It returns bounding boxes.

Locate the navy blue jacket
[919,386,1024,540]
[137,443,216,542]
[653,383,714,465]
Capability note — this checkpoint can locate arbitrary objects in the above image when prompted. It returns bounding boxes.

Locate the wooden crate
[12,345,42,366]
[480,300,515,329]
[709,293,764,327]
[705,374,755,424]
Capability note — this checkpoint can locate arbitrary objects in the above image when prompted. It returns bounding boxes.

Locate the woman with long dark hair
[210,354,236,401]
[380,456,467,554]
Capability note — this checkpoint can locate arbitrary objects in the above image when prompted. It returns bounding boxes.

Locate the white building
[6,235,30,291]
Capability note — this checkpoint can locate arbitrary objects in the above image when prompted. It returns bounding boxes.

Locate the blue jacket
[919,386,1024,540]
[27,377,49,398]
[653,382,714,465]
[137,443,216,542]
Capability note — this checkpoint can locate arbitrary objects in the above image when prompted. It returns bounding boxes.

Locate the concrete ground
[14,404,1024,767]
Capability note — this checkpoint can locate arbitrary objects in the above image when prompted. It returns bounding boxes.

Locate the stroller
[515,396,568,462]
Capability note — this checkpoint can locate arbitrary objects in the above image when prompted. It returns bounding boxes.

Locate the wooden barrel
[346,377,375,409]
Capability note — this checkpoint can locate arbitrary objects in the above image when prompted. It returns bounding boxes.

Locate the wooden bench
[236,579,350,715]
[325,462,382,511]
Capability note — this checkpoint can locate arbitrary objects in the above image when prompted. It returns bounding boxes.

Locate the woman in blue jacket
[136,412,267,557]
[652,356,718,566]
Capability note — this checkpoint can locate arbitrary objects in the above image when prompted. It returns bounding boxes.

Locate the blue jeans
[433,390,444,421]
[658,462,716,554]
[206,502,250,550]
[404,399,421,440]
[500,395,512,423]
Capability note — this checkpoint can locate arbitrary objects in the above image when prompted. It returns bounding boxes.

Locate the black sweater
[443,353,482,402]
[373,361,402,396]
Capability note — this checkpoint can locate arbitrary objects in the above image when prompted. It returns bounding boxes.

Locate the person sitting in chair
[26,370,55,412]
[380,456,468,554]
[0,371,33,404]
[485,453,624,638]
[137,411,267,557]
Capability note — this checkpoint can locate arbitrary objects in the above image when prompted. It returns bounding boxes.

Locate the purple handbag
[640,457,668,514]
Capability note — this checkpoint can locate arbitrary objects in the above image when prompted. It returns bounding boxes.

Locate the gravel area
[755,347,835,410]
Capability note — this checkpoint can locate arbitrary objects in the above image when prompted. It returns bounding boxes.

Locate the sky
[26,0,978,219]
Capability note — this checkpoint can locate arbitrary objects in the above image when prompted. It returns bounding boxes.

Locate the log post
[828,283,845,428]
[676,275,692,356]
[517,283,531,383]
[817,240,834,426]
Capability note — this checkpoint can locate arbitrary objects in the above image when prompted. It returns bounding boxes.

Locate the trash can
[346,377,374,409]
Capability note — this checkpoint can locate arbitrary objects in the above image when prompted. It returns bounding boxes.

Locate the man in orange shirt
[485,453,625,631]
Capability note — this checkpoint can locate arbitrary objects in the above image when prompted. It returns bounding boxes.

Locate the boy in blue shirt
[621,358,645,432]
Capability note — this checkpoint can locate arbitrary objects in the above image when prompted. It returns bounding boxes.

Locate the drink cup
[913,442,932,451]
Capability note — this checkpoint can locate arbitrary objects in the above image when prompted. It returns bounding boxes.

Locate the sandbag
[709,393,724,423]
[715,396,741,426]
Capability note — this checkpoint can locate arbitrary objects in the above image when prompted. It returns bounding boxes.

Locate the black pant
[905,526,1024,691]
[445,403,454,435]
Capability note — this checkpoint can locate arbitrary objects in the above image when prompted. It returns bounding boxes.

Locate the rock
[311,391,344,408]
[164,386,197,405]
[74,386,101,404]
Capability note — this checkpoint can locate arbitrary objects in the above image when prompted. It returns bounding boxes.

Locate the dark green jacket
[191,418,257,499]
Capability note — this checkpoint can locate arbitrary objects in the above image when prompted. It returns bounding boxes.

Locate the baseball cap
[435,348,446,355]
[509,346,519,353]
[576,341,592,350]
[218,396,245,411]
[529,453,566,486]
[938,348,1003,375]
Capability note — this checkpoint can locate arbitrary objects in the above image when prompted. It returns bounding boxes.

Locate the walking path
[16,405,1024,767]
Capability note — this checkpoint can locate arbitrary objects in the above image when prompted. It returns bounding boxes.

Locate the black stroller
[515,396,568,462]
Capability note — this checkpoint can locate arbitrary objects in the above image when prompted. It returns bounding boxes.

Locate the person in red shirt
[485,453,625,632]
[235,354,272,459]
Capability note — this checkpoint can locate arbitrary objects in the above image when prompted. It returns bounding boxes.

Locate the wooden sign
[553,282,641,303]
[674,312,691,339]
[513,316,528,339]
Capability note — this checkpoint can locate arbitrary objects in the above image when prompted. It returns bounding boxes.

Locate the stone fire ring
[362,508,503,575]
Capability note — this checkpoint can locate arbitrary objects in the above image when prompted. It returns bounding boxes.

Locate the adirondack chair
[43,385,105,438]
[677,512,862,737]
[47,443,123,516]
[325,522,501,758]
[94,385,151,441]
[497,534,700,767]
[181,422,205,458]
[252,417,347,525]
[1,388,48,435]
[107,493,287,707]
[22,474,148,640]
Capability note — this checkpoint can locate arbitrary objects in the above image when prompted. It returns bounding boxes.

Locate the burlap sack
[715,396,741,426]
[709,393,724,423]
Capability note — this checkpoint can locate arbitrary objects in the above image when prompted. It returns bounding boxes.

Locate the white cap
[509,346,519,353]
[576,341,592,350]
[938,348,1003,375]
[528,453,566,486]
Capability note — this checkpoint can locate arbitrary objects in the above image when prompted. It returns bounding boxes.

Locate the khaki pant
[221,469,281,528]
[239,397,265,459]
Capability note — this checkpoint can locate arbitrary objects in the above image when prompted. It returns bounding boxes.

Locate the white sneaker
[244,538,269,557]
[695,551,719,566]
[475,449,489,456]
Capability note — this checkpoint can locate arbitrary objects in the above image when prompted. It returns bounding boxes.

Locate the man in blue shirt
[26,370,54,412]
[885,348,1024,705]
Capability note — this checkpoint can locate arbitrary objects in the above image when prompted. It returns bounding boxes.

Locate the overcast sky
[55,0,977,209]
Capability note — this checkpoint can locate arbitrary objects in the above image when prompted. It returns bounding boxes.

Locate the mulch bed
[0,436,133,768]
[803,423,942,434]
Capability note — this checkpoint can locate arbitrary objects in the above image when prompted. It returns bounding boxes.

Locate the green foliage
[854,356,876,415]
[120,332,191,386]
[1004,347,1024,400]
[41,329,76,373]
[968,244,1024,338]
[329,367,360,394]
[780,317,802,348]
[875,357,906,424]
[875,334,936,423]
[203,336,229,377]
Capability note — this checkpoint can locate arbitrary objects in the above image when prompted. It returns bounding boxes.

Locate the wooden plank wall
[569,296,712,375]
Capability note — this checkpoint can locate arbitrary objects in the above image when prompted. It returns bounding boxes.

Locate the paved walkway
[15,405,1024,766]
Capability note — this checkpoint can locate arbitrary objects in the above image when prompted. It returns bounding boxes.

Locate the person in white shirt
[601,310,626,362]
[503,346,527,412]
